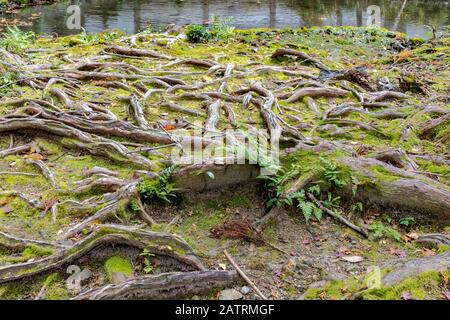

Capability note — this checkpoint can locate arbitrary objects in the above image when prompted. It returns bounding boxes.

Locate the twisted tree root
[0,224,204,284]
[73,270,238,300]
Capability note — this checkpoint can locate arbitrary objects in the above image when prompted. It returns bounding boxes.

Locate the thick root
[73,270,238,300]
[0,224,204,284]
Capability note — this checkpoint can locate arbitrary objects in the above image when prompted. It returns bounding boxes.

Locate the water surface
[3,0,450,38]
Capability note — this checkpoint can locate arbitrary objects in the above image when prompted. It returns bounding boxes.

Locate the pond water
[3,0,450,38]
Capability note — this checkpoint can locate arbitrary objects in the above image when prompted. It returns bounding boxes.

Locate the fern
[319,157,347,188]
[137,165,178,203]
[0,26,35,53]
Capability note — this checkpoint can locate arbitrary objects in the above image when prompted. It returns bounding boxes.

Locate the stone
[218,289,243,300]
[240,286,251,295]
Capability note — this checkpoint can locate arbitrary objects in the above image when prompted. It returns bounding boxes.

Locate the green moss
[368,165,403,182]
[304,270,448,300]
[104,255,133,281]
[363,271,446,300]
[303,277,361,300]
[22,245,55,260]
[227,194,254,209]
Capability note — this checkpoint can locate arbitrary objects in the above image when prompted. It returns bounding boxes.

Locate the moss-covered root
[0,224,205,284]
[73,270,239,300]
[303,250,450,300]
[304,270,449,300]
[340,157,450,223]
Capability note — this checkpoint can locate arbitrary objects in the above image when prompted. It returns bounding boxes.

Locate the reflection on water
[3,0,450,38]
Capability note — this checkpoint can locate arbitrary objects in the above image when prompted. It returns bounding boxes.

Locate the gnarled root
[381,250,450,287]
[0,224,204,284]
[73,270,238,300]
[340,157,450,223]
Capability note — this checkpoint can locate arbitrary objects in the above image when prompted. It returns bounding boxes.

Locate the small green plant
[186,24,211,43]
[385,227,402,242]
[384,215,393,224]
[137,165,178,203]
[368,222,402,242]
[0,26,35,53]
[140,248,155,274]
[258,168,297,208]
[319,157,347,188]
[322,192,341,209]
[290,189,323,223]
[399,216,416,229]
[77,28,100,44]
[0,72,15,97]
[368,221,385,238]
[130,198,140,213]
[351,202,364,213]
[211,15,235,40]
[186,16,235,43]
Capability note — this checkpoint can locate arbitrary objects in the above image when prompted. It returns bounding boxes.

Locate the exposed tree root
[0,224,204,284]
[284,87,350,103]
[272,48,329,70]
[381,250,450,287]
[339,157,450,222]
[73,270,238,300]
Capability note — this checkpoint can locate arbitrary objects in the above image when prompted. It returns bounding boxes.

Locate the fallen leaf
[163,125,176,131]
[24,153,44,161]
[339,247,352,255]
[422,248,436,257]
[341,255,364,263]
[0,198,11,206]
[43,199,57,213]
[405,232,419,241]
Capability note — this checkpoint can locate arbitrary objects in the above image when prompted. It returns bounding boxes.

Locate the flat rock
[218,289,243,300]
